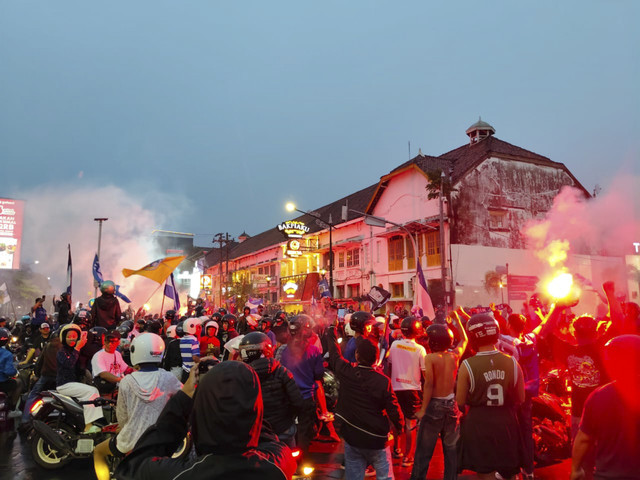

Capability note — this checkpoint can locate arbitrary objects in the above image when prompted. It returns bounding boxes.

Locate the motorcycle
[29,390,117,469]
[531,369,571,466]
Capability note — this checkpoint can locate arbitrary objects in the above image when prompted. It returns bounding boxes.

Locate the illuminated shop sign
[285,239,303,258]
[0,198,25,270]
[283,281,299,298]
[277,221,309,239]
[634,242,639,254]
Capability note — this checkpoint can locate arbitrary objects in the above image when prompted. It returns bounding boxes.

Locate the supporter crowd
[0,279,638,480]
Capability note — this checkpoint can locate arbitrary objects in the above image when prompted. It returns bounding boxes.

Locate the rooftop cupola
[238,231,250,243]
[466,117,495,144]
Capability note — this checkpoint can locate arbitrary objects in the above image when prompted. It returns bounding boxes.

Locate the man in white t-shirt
[388,316,427,467]
[92,330,130,394]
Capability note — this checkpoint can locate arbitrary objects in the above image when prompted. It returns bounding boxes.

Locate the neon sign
[283,281,299,298]
[277,221,309,239]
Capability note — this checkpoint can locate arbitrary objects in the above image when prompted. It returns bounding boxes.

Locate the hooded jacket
[249,357,304,434]
[115,361,296,480]
[115,369,182,453]
[91,293,122,330]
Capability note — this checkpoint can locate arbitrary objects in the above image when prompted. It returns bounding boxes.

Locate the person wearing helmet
[0,327,19,410]
[570,335,640,480]
[410,315,468,480]
[238,332,304,447]
[217,314,239,353]
[92,330,131,394]
[325,324,404,480]
[456,314,525,480]
[271,310,289,346]
[386,316,427,466]
[94,333,182,480]
[162,323,184,381]
[258,316,277,346]
[343,311,376,363]
[114,361,296,480]
[91,280,122,331]
[237,306,253,335]
[280,314,325,456]
[56,323,105,433]
[163,310,177,333]
[19,326,63,428]
[73,307,92,330]
[179,317,202,382]
[199,320,220,358]
[146,319,163,336]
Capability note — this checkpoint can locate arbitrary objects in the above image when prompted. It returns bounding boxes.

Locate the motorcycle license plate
[75,438,95,454]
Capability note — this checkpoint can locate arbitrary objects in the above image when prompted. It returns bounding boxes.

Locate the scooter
[28,390,117,469]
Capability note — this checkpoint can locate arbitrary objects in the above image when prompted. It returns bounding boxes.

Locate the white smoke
[18,184,192,310]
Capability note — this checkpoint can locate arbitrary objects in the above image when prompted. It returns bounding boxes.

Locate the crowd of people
[0,278,638,480]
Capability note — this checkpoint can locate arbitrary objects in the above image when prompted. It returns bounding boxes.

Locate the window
[388,236,404,271]
[347,284,360,298]
[336,285,345,299]
[426,231,441,267]
[390,282,404,298]
[338,251,345,268]
[346,248,360,267]
[406,237,415,270]
[489,211,507,229]
[270,264,276,277]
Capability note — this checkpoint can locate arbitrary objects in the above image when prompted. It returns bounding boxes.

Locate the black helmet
[175,321,185,338]
[467,314,500,347]
[573,315,598,342]
[116,325,130,339]
[89,326,108,345]
[218,308,228,316]
[350,311,375,335]
[0,327,10,347]
[120,320,134,332]
[239,331,273,363]
[146,319,163,335]
[221,314,237,329]
[426,324,454,352]
[259,316,274,330]
[273,311,287,325]
[400,316,424,338]
[165,310,176,320]
[289,314,313,337]
[211,312,223,322]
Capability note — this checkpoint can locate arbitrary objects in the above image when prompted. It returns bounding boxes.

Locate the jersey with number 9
[461,351,519,407]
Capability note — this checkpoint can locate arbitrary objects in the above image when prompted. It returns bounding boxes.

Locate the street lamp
[94,218,108,299]
[286,202,334,296]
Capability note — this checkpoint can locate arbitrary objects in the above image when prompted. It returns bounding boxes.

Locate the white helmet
[183,317,201,335]
[344,321,355,337]
[166,325,177,339]
[130,333,165,365]
[203,320,219,336]
[198,316,210,325]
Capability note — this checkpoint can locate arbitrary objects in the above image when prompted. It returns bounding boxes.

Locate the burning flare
[546,272,574,299]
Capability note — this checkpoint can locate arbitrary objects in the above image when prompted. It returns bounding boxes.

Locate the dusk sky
[2,1,638,251]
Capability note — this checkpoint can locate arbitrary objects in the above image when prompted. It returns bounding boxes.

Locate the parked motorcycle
[532,369,571,466]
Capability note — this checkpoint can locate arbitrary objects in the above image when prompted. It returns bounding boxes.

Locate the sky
[1,0,639,262]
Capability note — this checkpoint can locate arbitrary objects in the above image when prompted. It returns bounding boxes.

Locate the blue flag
[115,284,132,303]
[318,278,331,298]
[163,273,180,311]
[92,254,104,285]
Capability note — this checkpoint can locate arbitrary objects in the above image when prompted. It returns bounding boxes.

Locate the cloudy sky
[1,1,638,255]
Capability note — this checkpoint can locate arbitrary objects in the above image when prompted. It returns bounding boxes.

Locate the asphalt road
[1,427,571,480]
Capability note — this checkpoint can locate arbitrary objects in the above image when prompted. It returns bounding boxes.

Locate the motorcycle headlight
[302,466,314,476]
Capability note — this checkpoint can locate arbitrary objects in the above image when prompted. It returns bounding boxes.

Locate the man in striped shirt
[179,318,201,382]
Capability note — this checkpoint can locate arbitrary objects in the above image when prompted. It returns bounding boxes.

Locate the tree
[424,169,455,201]
[484,270,502,295]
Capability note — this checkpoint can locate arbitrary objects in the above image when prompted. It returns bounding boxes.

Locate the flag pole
[4,283,18,322]
[142,282,164,311]
[160,280,166,317]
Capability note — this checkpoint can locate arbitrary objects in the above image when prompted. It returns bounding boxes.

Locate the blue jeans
[344,442,394,480]
[410,397,459,480]
[21,375,56,424]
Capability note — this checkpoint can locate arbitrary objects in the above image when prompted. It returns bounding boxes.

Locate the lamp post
[94,218,108,299]
[286,202,334,296]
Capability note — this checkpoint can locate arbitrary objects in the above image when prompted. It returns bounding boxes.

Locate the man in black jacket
[57,292,72,325]
[326,325,403,480]
[239,332,305,447]
[91,281,122,331]
[115,361,296,480]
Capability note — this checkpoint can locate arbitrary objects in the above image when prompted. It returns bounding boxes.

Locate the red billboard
[0,198,25,270]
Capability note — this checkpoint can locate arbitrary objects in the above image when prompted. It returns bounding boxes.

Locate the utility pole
[212,233,232,308]
[439,171,448,309]
[93,218,108,299]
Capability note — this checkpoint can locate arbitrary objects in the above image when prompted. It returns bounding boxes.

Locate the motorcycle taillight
[30,399,44,415]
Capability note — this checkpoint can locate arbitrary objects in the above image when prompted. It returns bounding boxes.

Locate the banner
[367,286,391,311]
[163,273,180,311]
[246,296,264,314]
[92,253,104,285]
[318,277,331,298]
[122,255,186,284]
[0,283,10,305]
[0,198,25,270]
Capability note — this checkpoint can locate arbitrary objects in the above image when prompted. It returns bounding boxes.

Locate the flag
[92,253,104,285]
[115,285,132,304]
[66,244,72,299]
[367,286,391,311]
[163,273,180,311]
[318,278,331,298]
[122,255,186,284]
[415,260,436,320]
[246,296,264,314]
[0,283,10,305]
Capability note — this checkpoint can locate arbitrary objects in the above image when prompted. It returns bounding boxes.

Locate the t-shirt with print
[180,335,200,373]
[91,349,129,379]
[388,338,426,391]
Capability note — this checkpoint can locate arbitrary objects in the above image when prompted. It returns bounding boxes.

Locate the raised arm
[450,313,468,358]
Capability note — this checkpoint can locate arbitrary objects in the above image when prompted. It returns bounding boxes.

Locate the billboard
[0,198,25,270]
